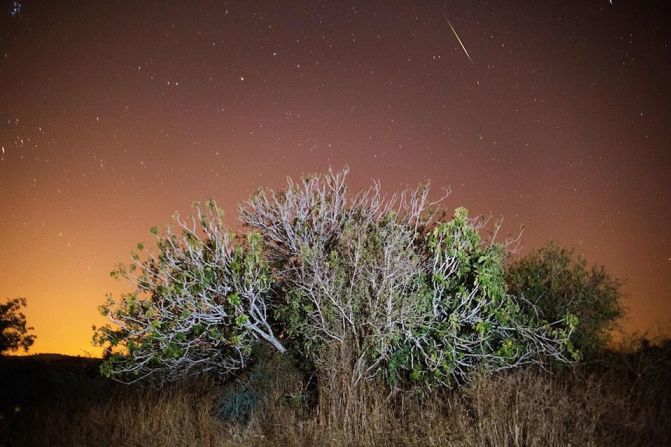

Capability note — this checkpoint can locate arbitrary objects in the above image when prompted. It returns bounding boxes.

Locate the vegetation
[3,169,665,446]
[507,241,624,358]
[92,202,284,384]
[239,170,576,393]
[0,297,36,355]
[95,169,577,390]
[1,342,669,446]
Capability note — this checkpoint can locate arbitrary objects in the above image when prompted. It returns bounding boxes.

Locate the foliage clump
[399,208,578,386]
[507,242,623,358]
[93,201,284,384]
[0,297,36,354]
[95,169,578,388]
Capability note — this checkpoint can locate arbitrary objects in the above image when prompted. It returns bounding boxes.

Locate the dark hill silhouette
[0,354,104,414]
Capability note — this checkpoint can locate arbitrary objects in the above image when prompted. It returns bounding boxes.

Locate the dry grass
[1,341,669,446]
[2,380,229,447]
[230,340,670,446]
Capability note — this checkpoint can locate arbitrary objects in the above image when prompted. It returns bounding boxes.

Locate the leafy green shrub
[240,169,576,388]
[96,169,576,390]
[506,242,623,358]
[396,208,577,386]
[93,201,284,384]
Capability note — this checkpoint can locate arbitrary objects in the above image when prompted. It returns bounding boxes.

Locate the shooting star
[444,14,473,64]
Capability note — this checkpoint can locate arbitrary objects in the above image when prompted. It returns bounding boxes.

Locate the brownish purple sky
[1,0,670,355]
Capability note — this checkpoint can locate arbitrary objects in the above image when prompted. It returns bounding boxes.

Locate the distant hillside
[3,352,100,361]
[0,353,105,413]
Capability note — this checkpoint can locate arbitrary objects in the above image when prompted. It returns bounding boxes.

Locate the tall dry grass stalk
[313,343,392,445]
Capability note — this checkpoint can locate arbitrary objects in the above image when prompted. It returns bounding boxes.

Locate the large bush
[240,171,576,387]
[95,169,576,387]
[506,242,623,358]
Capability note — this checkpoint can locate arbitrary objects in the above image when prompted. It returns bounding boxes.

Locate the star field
[1,0,670,354]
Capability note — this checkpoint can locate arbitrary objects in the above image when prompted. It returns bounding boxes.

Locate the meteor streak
[444,14,473,63]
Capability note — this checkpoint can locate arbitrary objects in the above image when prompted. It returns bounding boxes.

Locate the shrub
[506,242,623,358]
[96,168,576,390]
[93,201,284,384]
[240,168,576,388]
[403,208,577,386]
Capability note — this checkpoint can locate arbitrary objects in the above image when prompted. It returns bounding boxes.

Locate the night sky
[1,1,670,355]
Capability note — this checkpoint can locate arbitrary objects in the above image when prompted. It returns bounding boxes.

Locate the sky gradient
[1,0,670,355]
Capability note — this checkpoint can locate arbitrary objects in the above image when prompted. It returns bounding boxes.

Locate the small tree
[506,242,623,358]
[0,297,36,354]
[93,201,284,384]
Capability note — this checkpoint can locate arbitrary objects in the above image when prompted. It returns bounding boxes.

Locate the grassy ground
[1,341,669,446]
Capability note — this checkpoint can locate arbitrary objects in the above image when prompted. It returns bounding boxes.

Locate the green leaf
[227,293,241,306]
[235,314,249,326]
